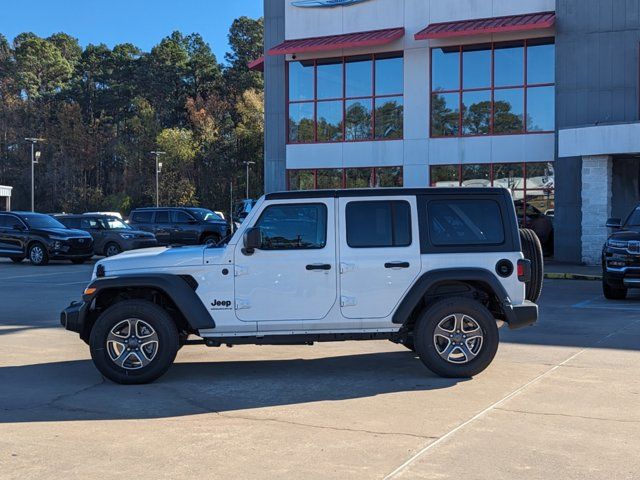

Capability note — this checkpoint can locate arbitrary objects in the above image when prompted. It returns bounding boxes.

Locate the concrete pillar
[581,155,612,265]
[5,196,9,211]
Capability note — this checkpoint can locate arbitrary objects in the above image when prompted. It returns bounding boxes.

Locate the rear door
[152,210,172,245]
[338,196,421,319]
[0,214,22,254]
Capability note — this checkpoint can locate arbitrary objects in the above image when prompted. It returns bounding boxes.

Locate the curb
[544,272,602,281]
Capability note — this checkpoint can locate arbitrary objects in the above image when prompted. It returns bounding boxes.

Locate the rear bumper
[504,301,538,330]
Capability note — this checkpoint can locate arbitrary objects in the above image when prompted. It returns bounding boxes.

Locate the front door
[171,211,199,244]
[338,196,421,319]
[234,199,337,323]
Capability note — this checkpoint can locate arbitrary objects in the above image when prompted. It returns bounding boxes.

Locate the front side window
[255,203,327,250]
[288,53,403,143]
[154,211,171,223]
[428,199,504,246]
[346,200,411,248]
[431,38,555,137]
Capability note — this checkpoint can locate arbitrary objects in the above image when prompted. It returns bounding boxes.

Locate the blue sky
[0,0,263,63]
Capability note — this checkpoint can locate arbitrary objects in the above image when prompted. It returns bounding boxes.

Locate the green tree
[224,17,264,97]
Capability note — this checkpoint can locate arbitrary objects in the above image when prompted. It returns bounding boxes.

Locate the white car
[61,188,542,384]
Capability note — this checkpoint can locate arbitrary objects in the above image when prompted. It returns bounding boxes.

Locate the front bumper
[60,300,89,335]
[49,239,94,259]
[504,301,538,330]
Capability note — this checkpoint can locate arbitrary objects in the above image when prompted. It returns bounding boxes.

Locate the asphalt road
[1,258,639,479]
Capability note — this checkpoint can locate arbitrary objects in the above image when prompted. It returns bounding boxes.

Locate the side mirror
[606,218,622,229]
[242,227,262,255]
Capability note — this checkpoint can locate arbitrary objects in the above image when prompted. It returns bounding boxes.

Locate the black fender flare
[392,268,515,326]
[83,274,215,330]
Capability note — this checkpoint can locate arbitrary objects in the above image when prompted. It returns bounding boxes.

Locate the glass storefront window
[316,169,343,189]
[431,92,460,137]
[288,170,315,190]
[526,86,555,132]
[493,163,524,190]
[430,39,554,137]
[288,103,315,143]
[430,165,460,187]
[345,99,372,140]
[494,89,524,134]
[289,61,314,101]
[287,53,403,144]
[345,168,374,188]
[494,41,524,87]
[375,96,403,139]
[346,56,372,98]
[432,47,460,91]
[462,90,491,135]
[288,167,403,190]
[527,39,555,85]
[462,45,491,89]
[376,167,403,187]
[375,54,403,96]
[317,101,343,142]
[316,59,343,100]
[462,164,491,187]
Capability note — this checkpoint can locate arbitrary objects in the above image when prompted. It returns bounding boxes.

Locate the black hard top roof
[265,187,511,200]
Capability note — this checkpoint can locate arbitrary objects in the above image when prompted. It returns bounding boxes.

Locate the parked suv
[602,204,640,299]
[61,188,542,385]
[56,214,157,257]
[128,207,228,246]
[0,212,93,265]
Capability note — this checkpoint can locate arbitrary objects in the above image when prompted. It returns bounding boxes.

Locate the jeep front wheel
[89,300,179,384]
[414,297,499,378]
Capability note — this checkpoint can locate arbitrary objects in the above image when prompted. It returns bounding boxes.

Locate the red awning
[248,56,264,72]
[268,27,405,55]
[415,12,555,40]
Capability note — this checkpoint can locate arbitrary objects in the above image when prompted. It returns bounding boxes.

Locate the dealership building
[258,0,640,264]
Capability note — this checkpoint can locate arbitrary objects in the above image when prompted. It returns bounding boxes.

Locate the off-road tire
[90,300,179,385]
[414,297,499,378]
[520,228,543,302]
[603,281,627,300]
[28,242,49,266]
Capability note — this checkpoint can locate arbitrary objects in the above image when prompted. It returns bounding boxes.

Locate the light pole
[243,161,255,199]
[25,138,44,212]
[150,151,166,207]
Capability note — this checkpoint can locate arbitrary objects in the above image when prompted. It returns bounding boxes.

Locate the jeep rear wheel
[414,297,499,378]
[520,228,544,302]
[89,300,179,384]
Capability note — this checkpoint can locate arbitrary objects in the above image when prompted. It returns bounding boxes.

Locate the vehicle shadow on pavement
[0,351,462,423]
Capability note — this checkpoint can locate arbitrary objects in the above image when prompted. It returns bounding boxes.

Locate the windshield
[103,217,131,230]
[188,208,222,222]
[22,214,66,229]
[626,208,640,227]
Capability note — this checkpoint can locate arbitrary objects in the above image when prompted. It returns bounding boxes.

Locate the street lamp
[25,137,45,212]
[150,151,166,207]
[243,161,256,199]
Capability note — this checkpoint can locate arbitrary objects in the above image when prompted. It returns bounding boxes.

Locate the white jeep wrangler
[61,188,542,384]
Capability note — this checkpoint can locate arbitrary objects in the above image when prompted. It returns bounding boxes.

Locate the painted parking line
[0,271,76,281]
[384,316,640,479]
[572,298,640,312]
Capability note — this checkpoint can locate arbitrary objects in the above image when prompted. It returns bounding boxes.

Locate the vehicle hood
[33,227,92,239]
[609,229,640,241]
[94,245,221,275]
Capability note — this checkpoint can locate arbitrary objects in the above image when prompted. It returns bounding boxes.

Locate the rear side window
[80,217,100,229]
[255,203,327,250]
[428,199,504,246]
[131,211,152,223]
[154,211,171,223]
[0,215,11,228]
[61,218,81,229]
[346,201,411,248]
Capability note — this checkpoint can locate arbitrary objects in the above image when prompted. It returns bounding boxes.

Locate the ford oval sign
[292,0,372,7]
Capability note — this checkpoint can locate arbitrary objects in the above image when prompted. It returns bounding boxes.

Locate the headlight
[119,233,134,239]
[607,239,629,249]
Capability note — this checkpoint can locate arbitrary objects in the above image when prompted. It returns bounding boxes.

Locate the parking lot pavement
[1,260,639,480]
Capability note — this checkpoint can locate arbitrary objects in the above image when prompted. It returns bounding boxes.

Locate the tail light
[517,259,531,283]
